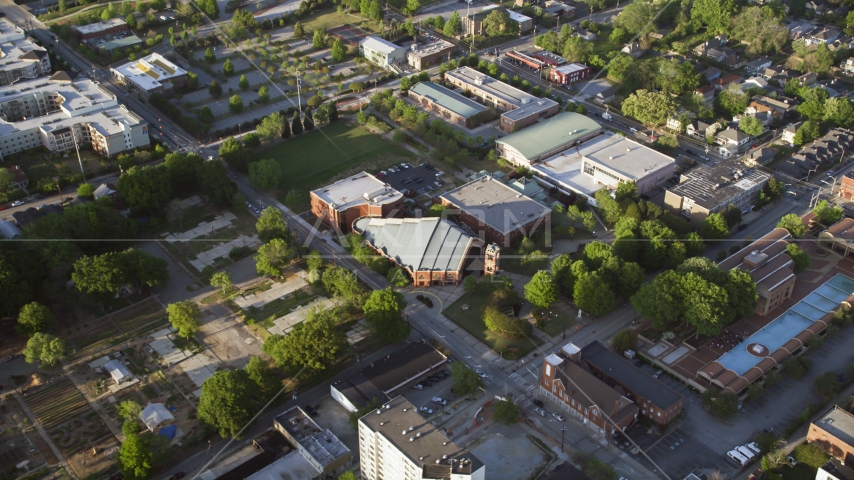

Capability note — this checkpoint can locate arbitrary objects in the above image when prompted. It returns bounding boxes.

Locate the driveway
[139,242,200,305]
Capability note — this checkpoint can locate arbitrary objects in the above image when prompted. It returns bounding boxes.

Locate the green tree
[331,38,346,61]
[255,238,294,276]
[369,0,382,20]
[482,9,517,37]
[574,271,617,316]
[210,271,232,293]
[814,371,841,398]
[562,36,593,62]
[621,89,676,127]
[483,306,532,338]
[794,120,821,146]
[794,443,831,468]
[102,7,114,20]
[824,97,854,127]
[164,152,203,194]
[117,165,171,213]
[256,112,286,141]
[222,58,234,75]
[294,21,304,37]
[239,74,249,90]
[228,94,243,113]
[256,206,289,243]
[363,287,410,344]
[701,212,729,240]
[450,362,483,396]
[72,249,168,294]
[17,302,53,336]
[118,427,154,480]
[77,182,95,199]
[248,159,281,190]
[209,79,222,97]
[711,392,739,418]
[167,300,202,338]
[292,111,303,135]
[691,0,735,34]
[524,271,557,308]
[244,356,279,400]
[786,243,811,273]
[205,47,216,63]
[198,370,255,438]
[493,399,521,425]
[715,85,749,118]
[739,115,764,136]
[776,213,806,238]
[387,267,410,287]
[262,307,347,374]
[730,6,788,54]
[609,26,627,44]
[813,199,844,225]
[258,86,269,103]
[117,400,142,421]
[23,333,66,367]
[612,328,637,353]
[200,160,238,207]
[444,11,462,36]
[615,2,653,35]
[783,356,811,378]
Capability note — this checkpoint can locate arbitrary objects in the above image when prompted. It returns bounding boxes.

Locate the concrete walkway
[11,391,71,476]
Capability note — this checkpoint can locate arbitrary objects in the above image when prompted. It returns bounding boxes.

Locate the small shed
[104,359,132,384]
[141,403,175,432]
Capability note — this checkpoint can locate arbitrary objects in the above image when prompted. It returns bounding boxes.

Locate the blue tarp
[159,425,177,439]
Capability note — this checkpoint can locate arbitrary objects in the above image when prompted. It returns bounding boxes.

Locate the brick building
[73,18,129,42]
[406,39,455,71]
[549,63,592,85]
[408,81,487,128]
[437,175,551,248]
[840,171,854,200]
[579,341,684,427]
[352,216,484,287]
[310,172,403,234]
[808,405,854,464]
[718,228,797,316]
[540,345,639,439]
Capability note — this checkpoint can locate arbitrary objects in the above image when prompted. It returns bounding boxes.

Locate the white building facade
[359,36,406,70]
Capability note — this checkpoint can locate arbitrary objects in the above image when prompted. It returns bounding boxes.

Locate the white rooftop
[360,36,403,55]
[532,151,603,196]
[0,19,25,44]
[552,63,588,75]
[311,171,402,211]
[74,18,128,35]
[407,39,455,59]
[104,359,131,382]
[439,175,551,234]
[507,10,532,22]
[0,38,47,74]
[245,450,320,480]
[574,133,676,180]
[111,53,187,91]
[140,403,174,432]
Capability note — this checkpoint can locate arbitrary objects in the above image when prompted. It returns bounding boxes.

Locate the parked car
[380,170,388,177]
[552,413,564,422]
[432,397,447,405]
[400,163,410,169]
[532,399,544,408]
[376,171,385,179]
[415,178,424,183]
[475,369,487,378]
[435,171,444,177]
[411,384,424,390]
[653,369,663,379]
[420,406,433,414]
[10,200,24,207]
[534,408,546,417]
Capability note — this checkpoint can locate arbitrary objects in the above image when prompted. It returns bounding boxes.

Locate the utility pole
[295,67,303,114]
[71,127,86,182]
[560,426,566,453]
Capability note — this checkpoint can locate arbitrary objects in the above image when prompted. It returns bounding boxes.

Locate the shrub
[793,443,830,468]
[483,306,531,338]
[783,356,811,379]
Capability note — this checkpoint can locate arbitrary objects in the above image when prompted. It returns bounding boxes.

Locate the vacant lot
[260,122,416,211]
[443,292,541,356]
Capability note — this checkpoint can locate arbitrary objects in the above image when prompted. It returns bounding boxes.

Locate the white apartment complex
[359,36,406,70]
[0,19,51,86]
[358,396,485,480]
[111,53,188,100]
[0,72,150,159]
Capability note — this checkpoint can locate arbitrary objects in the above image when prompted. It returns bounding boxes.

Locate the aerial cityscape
[1,0,854,478]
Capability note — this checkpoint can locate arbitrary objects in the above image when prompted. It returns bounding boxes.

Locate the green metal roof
[410,82,487,119]
[99,35,144,51]
[496,112,602,161]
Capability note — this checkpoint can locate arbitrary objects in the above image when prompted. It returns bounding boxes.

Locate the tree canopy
[118,425,154,480]
[621,90,676,126]
[363,288,410,344]
[167,301,202,338]
[524,271,557,308]
[450,362,483,396]
[262,307,346,374]
[17,302,53,336]
[256,207,290,243]
[72,249,168,294]
[23,333,66,367]
[612,328,637,353]
[198,369,255,438]
[256,238,294,277]
[776,213,806,238]
[493,399,521,425]
[483,306,531,338]
[117,165,172,213]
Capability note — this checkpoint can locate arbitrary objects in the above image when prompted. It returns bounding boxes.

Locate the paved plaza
[164,211,237,242]
[233,271,309,310]
[267,296,338,335]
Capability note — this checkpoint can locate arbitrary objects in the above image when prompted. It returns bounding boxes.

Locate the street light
[560,425,567,453]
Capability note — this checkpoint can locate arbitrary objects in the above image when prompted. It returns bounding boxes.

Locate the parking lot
[378,162,448,197]
[396,367,456,418]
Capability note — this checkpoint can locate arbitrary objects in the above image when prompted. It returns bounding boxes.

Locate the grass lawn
[444,292,542,355]
[772,464,819,480]
[538,309,576,337]
[260,121,416,212]
[301,8,360,32]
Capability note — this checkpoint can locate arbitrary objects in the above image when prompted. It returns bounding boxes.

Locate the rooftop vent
[409,426,414,431]
[416,432,422,438]
[410,437,415,442]
[402,430,408,435]
[443,455,448,460]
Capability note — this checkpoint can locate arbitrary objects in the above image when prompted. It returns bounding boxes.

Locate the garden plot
[267,297,338,335]
[66,299,166,358]
[177,352,222,398]
[233,271,309,310]
[188,234,260,272]
[149,328,191,367]
[164,211,237,242]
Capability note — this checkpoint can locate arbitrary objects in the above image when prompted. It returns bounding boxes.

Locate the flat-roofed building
[111,53,188,100]
[507,9,533,32]
[495,112,602,165]
[0,20,50,86]
[540,347,638,439]
[549,63,591,85]
[499,98,560,133]
[437,174,550,247]
[0,73,150,158]
[310,172,403,234]
[579,341,684,427]
[330,340,448,412]
[820,217,854,257]
[359,36,406,70]
[718,228,796,315]
[73,18,129,41]
[273,407,351,476]
[530,132,676,205]
[408,82,487,128]
[353,216,483,286]
[808,405,854,464]
[839,170,854,201]
[359,396,485,480]
[406,39,455,71]
[663,158,770,228]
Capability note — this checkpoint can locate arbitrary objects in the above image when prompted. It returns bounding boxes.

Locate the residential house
[743,147,776,166]
[712,73,742,91]
[840,171,854,201]
[745,56,773,75]
[666,116,684,132]
[782,122,803,145]
[706,45,735,62]
[829,36,854,51]
[817,79,846,97]
[776,128,854,178]
[789,21,818,40]
[693,34,727,57]
[721,53,746,69]
[621,42,644,58]
[698,65,721,82]
[0,220,21,239]
[742,76,769,91]
[647,29,671,40]
[744,101,779,125]
[808,26,840,46]
[806,1,828,15]
[576,29,596,40]
[5,166,27,190]
[716,128,752,157]
[843,58,854,75]
[798,72,818,86]
[686,120,720,140]
[752,95,797,116]
[818,459,854,480]
[695,85,715,103]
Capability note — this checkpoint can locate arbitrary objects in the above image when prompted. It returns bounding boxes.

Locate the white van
[727,449,748,465]
[736,445,756,461]
[746,442,761,455]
